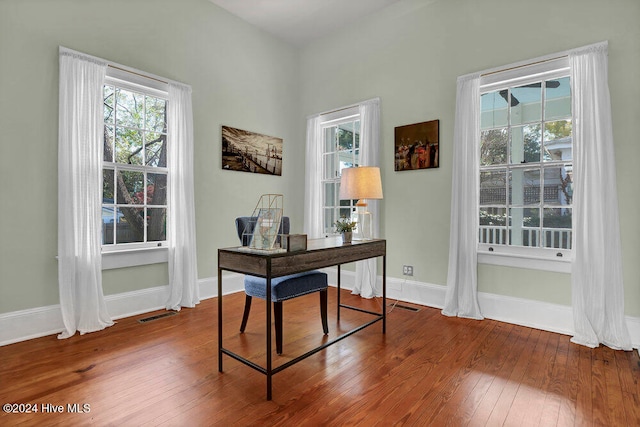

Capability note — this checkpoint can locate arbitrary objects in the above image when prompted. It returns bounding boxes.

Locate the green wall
[0,0,303,313]
[1,0,639,320]
[299,0,640,315]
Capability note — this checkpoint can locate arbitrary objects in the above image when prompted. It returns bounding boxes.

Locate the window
[320,108,360,235]
[102,73,169,253]
[479,59,573,265]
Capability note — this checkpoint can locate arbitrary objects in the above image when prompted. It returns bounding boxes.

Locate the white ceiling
[208,0,403,46]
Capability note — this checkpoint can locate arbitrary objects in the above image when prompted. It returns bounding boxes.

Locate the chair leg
[274,301,283,355]
[240,294,252,333]
[320,289,329,335]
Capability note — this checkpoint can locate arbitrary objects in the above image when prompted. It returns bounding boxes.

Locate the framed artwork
[221,126,283,176]
[394,119,439,171]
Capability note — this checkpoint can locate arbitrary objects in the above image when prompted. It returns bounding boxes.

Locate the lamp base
[352,210,373,241]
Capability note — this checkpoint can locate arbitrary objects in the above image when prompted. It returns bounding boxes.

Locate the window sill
[102,246,168,270]
[478,249,571,273]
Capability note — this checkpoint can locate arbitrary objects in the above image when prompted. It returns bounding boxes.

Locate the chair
[235,217,329,354]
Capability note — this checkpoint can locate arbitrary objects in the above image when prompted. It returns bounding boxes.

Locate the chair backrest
[235,216,290,246]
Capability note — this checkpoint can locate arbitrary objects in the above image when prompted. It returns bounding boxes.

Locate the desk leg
[266,273,272,401]
[383,254,386,334]
[337,264,341,322]
[218,267,223,372]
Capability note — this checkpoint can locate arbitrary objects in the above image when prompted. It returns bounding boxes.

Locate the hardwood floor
[1,289,639,426]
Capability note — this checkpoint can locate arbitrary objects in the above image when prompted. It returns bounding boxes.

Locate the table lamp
[339,166,383,240]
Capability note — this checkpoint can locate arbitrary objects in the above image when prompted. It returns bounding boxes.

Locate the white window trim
[101,64,170,269]
[478,244,571,273]
[478,56,573,272]
[102,247,168,270]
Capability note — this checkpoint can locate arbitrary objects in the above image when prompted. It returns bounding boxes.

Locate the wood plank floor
[1,289,639,426]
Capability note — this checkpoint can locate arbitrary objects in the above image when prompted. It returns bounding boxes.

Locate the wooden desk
[217,237,386,400]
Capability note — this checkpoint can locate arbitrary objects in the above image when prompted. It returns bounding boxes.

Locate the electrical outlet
[402,265,413,276]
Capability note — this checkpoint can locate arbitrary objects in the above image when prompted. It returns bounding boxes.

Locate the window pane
[115,207,144,243]
[480,128,508,166]
[511,124,541,164]
[116,88,144,129]
[145,132,167,167]
[511,83,541,125]
[324,127,336,152]
[147,173,167,206]
[543,120,572,162]
[481,91,508,129]
[104,125,114,162]
[102,207,115,244]
[145,96,166,132]
[480,170,507,205]
[479,208,507,245]
[324,208,335,233]
[103,169,115,203]
[509,207,540,247]
[147,208,166,242]
[117,171,144,204]
[545,77,571,120]
[543,166,572,205]
[324,183,336,207]
[323,152,337,180]
[509,168,540,206]
[542,208,572,249]
[337,126,355,151]
[354,120,360,149]
[104,85,115,124]
[338,150,355,173]
[339,207,351,218]
[115,127,143,165]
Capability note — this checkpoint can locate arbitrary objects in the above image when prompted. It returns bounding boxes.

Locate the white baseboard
[2,270,639,353]
[0,305,66,347]
[0,272,244,347]
[323,267,640,351]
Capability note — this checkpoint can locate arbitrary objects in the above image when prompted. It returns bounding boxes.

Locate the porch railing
[479,226,572,249]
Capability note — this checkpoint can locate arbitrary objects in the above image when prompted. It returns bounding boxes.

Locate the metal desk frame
[217,237,386,400]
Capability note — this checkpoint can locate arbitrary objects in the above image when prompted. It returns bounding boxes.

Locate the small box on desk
[282,234,307,252]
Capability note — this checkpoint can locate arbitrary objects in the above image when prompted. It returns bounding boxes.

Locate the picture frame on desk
[283,234,307,252]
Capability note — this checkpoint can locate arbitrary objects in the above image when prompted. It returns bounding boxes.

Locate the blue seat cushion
[244,271,328,302]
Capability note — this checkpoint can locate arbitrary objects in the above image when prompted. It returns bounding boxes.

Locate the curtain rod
[313,97,380,118]
[477,41,607,79]
[481,55,568,78]
[322,104,358,115]
[108,64,168,85]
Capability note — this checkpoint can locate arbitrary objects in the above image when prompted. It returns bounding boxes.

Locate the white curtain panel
[570,42,631,350]
[354,98,381,298]
[442,74,484,320]
[166,82,200,310]
[58,47,114,338]
[304,115,324,239]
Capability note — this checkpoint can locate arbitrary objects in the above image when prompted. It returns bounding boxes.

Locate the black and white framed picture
[221,126,282,176]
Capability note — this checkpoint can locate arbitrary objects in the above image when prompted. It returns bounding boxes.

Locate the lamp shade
[339,166,383,200]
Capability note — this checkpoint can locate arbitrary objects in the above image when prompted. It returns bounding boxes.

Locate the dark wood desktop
[217,237,386,400]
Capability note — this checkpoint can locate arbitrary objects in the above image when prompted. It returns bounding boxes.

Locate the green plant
[334,217,357,233]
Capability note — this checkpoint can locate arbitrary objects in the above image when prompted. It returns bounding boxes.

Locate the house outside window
[479,59,573,269]
[320,108,360,235]
[102,73,169,253]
